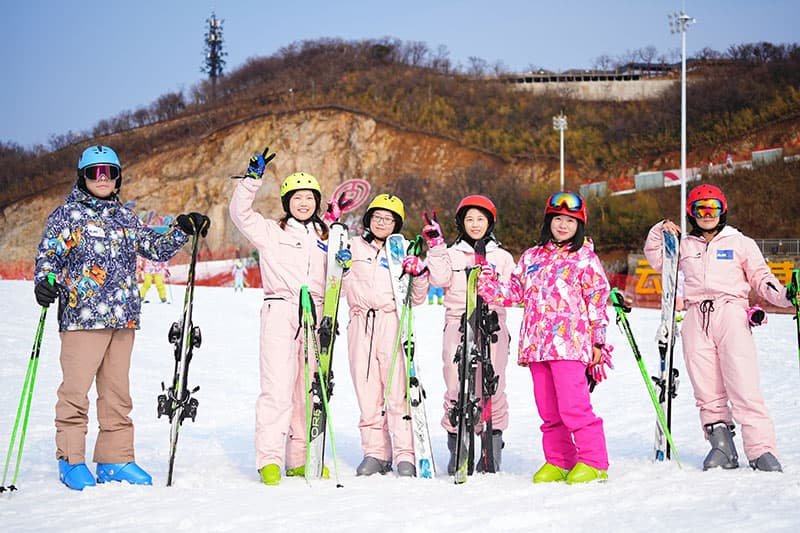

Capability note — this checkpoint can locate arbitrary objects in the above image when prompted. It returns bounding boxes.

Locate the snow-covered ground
[1,279,799,532]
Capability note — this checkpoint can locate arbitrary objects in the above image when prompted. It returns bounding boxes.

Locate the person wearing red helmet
[475,190,612,484]
[645,183,795,472]
[423,194,516,474]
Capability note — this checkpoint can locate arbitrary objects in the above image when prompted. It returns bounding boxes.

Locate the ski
[653,230,680,461]
[386,233,435,478]
[610,288,680,465]
[300,285,343,487]
[452,244,485,484]
[476,242,501,473]
[305,222,349,481]
[158,228,205,486]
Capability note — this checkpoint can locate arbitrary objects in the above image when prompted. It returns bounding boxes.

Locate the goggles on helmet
[547,191,583,212]
[690,198,723,219]
[82,164,120,181]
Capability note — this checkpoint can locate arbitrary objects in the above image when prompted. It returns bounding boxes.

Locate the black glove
[34,278,60,307]
[177,212,211,237]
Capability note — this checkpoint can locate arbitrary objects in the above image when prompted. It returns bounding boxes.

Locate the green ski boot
[565,462,608,484]
[532,462,569,483]
[285,464,330,479]
[259,464,281,486]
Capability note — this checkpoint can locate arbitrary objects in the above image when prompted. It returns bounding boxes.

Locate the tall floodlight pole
[553,113,568,190]
[669,10,695,235]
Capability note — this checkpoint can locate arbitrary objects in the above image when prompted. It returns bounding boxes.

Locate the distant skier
[645,184,795,472]
[33,145,208,490]
[229,148,344,486]
[423,195,515,473]
[477,191,612,484]
[138,256,170,303]
[231,259,246,292]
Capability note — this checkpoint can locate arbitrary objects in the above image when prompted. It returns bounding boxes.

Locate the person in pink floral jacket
[477,191,612,484]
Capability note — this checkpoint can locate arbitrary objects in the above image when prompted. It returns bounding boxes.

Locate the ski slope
[1,280,799,532]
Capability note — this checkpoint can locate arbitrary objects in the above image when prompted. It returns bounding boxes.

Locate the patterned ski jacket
[644,222,791,308]
[34,185,188,331]
[479,239,610,365]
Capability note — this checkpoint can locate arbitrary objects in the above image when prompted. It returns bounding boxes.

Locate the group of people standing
[33,145,795,491]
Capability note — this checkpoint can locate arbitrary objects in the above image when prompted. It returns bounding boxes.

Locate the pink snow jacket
[644,222,791,308]
[479,239,610,365]
[229,178,327,302]
[426,239,516,321]
[342,235,428,314]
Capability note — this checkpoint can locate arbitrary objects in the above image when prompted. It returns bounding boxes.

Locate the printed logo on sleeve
[317,240,328,252]
[716,249,734,260]
[379,257,390,269]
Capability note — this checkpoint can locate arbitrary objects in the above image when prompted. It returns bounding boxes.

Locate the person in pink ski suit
[341,194,429,477]
[478,191,612,484]
[423,195,515,473]
[229,149,343,485]
[644,184,794,472]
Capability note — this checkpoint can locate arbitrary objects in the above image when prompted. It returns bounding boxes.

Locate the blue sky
[1,0,797,148]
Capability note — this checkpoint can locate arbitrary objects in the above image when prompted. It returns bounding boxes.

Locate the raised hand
[421,210,444,248]
[244,147,277,180]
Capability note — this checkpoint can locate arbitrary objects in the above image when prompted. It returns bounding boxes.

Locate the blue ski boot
[96,462,153,485]
[58,459,96,491]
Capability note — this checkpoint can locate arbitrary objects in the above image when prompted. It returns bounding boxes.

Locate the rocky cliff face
[0,108,550,264]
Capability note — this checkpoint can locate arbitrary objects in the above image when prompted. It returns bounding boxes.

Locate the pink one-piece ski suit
[229,178,327,471]
[341,235,428,467]
[426,239,515,434]
[644,222,792,461]
[479,239,611,471]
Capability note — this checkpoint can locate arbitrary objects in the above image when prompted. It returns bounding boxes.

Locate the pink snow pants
[347,308,414,465]
[255,298,320,470]
[682,299,777,460]
[530,360,609,470]
[440,317,510,434]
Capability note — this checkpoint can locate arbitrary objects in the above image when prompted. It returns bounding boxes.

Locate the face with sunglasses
[82,164,121,199]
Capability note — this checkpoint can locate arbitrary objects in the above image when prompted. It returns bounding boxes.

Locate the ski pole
[1,273,55,492]
[610,288,681,467]
[791,269,800,377]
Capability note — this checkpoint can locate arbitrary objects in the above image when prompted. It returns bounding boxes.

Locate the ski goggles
[690,198,723,218]
[547,191,583,212]
[82,164,120,181]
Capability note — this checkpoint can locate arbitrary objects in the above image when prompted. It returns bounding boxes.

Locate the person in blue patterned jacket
[33,145,210,491]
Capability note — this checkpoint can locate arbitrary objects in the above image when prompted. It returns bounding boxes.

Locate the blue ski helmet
[76,145,122,193]
[78,145,121,170]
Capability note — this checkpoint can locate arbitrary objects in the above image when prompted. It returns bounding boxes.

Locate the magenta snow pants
[347,308,414,465]
[255,298,320,470]
[682,298,778,460]
[440,317,510,434]
[530,360,609,470]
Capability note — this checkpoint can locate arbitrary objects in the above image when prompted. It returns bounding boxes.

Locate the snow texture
[1,280,799,532]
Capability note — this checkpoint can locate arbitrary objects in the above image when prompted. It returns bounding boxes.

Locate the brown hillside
[0,107,553,265]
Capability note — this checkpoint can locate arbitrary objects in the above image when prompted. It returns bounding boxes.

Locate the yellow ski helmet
[280,172,322,213]
[362,193,405,234]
